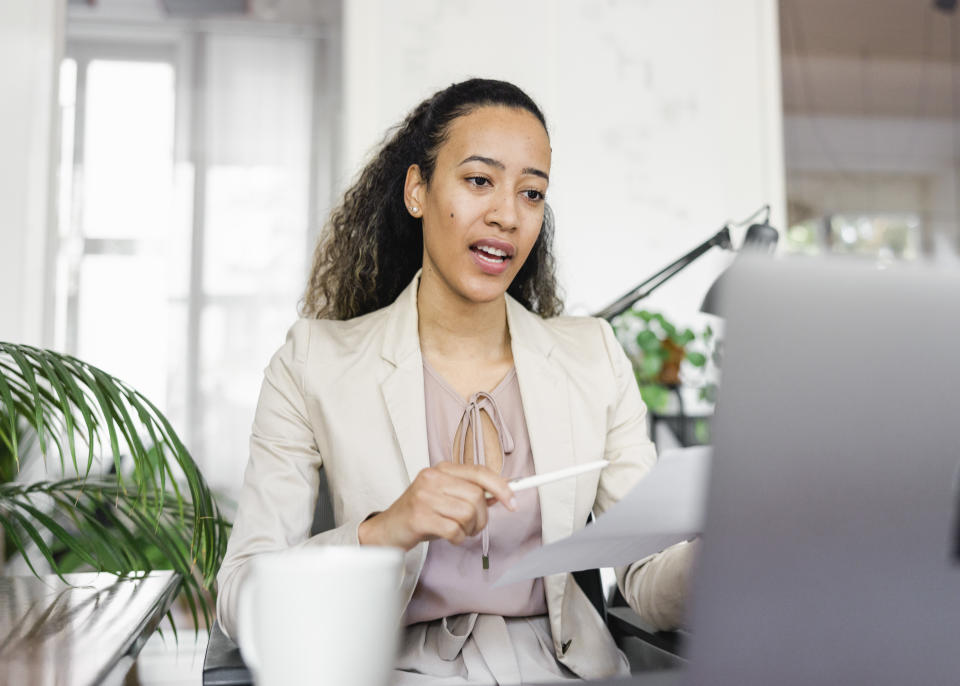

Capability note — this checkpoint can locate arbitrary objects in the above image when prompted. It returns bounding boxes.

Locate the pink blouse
[402,359,549,625]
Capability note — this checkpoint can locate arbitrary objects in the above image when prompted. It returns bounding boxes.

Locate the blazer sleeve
[215,319,377,641]
[593,318,697,631]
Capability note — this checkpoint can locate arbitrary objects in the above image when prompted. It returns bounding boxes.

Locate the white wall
[340,0,786,315]
[0,0,64,345]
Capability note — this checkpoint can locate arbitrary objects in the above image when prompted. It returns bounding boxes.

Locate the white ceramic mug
[236,546,404,686]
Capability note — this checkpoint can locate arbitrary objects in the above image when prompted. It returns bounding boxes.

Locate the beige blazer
[216,271,691,680]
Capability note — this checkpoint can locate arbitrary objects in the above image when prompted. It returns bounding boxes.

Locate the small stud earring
[410,206,419,214]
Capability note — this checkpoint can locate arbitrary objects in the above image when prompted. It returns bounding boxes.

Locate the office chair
[573,513,687,673]
[202,470,684,685]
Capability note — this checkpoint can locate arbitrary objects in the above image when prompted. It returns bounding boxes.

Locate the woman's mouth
[470,245,510,264]
[469,240,514,275]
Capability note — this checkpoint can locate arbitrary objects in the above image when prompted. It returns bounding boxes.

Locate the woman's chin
[421,261,518,306]
[436,279,506,308]
[463,269,520,301]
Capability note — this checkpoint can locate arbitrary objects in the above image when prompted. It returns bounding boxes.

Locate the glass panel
[784,219,821,256]
[784,213,922,260]
[82,60,175,240]
[62,54,185,435]
[163,299,190,453]
[828,214,921,260]
[198,34,314,491]
[198,301,298,492]
[202,35,312,297]
[204,165,306,296]
[76,254,169,411]
[55,37,317,496]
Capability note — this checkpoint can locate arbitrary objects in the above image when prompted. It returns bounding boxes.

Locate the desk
[0,570,180,685]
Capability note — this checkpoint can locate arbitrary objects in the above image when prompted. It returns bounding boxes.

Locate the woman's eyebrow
[523,167,549,181]
[457,155,549,181]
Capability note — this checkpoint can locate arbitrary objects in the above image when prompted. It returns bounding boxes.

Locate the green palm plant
[0,341,229,630]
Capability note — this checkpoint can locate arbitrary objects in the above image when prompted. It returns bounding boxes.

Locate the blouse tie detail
[454,390,515,569]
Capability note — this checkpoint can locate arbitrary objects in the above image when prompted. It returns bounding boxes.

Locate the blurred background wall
[0,1,64,348]
[1,0,956,503]
[340,0,785,315]
[781,0,960,261]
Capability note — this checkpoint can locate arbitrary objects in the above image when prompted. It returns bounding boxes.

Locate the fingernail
[509,497,517,511]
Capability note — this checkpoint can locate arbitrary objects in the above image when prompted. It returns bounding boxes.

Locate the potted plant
[0,341,229,629]
[613,310,718,443]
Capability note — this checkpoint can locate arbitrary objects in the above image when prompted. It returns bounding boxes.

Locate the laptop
[682,255,960,685]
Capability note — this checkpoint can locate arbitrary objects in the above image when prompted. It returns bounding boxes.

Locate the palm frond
[0,478,229,629]
[0,343,230,628]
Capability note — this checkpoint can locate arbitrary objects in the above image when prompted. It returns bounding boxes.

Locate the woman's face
[406,105,551,306]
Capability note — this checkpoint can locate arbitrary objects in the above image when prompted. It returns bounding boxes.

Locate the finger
[435,462,516,511]
[442,485,489,533]
[415,467,490,526]
[419,510,471,545]
[427,473,491,528]
[427,492,485,537]
[428,465,513,516]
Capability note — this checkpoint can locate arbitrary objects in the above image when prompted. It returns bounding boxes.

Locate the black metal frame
[593,227,733,321]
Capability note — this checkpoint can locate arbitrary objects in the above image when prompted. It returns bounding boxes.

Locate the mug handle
[236,573,261,673]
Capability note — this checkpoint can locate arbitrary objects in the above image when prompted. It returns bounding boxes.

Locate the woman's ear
[404,164,425,218]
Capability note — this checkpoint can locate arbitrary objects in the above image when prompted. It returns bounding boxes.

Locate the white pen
[485,460,609,499]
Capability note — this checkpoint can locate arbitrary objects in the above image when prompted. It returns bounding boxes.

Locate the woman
[216,78,697,683]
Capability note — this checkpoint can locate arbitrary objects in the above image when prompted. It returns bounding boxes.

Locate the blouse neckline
[422,357,517,406]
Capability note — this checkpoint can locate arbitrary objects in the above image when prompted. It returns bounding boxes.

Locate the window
[56,49,178,412]
[56,32,321,498]
[784,213,922,261]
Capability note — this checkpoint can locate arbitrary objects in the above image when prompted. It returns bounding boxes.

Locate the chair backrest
[202,621,252,686]
[309,466,337,535]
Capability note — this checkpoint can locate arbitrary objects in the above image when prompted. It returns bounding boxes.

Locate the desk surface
[0,570,179,686]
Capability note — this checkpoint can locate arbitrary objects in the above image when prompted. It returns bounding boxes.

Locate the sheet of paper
[493,446,711,587]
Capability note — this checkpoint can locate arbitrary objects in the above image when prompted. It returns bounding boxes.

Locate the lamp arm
[594,226,733,321]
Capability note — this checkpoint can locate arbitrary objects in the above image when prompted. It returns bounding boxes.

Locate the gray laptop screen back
[684,256,960,686]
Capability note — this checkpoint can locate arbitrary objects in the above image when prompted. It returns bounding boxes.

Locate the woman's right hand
[358,461,517,551]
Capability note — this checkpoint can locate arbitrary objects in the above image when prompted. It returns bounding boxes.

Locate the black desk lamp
[594,205,779,321]
[700,213,779,316]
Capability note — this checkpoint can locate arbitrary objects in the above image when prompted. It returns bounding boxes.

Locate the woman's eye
[523,189,545,202]
[467,176,491,187]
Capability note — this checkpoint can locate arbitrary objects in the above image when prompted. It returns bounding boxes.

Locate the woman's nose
[484,191,518,231]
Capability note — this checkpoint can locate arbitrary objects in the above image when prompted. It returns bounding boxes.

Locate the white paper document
[493,446,711,587]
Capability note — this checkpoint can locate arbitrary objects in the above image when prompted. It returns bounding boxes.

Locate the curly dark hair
[300,78,564,320]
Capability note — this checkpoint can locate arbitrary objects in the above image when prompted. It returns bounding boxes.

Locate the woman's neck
[416,273,511,364]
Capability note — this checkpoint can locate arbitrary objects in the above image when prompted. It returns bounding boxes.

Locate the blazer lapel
[507,297,580,651]
[376,281,578,539]
[381,365,429,485]
[506,296,577,545]
[375,283,577,621]
[380,272,430,485]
